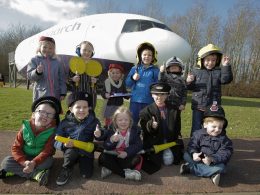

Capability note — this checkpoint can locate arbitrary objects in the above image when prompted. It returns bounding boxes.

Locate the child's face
[168,65,181,73]
[151,93,168,107]
[204,120,224,136]
[203,54,217,70]
[40,41,55,57]
[110,68,122,82]
[115,112,130,131]
[69,100,89,120]
[80,43,93,60]
[141,49,153,65]
[33,104,56,128]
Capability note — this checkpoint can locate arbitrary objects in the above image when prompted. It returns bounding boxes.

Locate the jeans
[130,102,148,126]
[191,109,204,136]
[183,152,226,177]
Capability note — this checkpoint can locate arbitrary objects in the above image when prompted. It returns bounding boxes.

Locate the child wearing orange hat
[101,64,129,127]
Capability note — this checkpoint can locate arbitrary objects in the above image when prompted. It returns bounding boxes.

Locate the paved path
[0,131,260,194]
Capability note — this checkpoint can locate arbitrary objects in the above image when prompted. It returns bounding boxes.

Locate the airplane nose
[153,29,192,64]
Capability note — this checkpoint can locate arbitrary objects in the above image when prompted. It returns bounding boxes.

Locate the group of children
[0,36,233,187]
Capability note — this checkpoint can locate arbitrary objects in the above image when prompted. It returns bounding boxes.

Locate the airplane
[15,13,192,85]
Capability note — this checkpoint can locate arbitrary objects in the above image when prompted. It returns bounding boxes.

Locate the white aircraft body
[15,13,191,77]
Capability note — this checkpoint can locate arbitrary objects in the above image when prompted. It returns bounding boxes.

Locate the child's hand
[72,75,80,83]
[151,116,158,129]
[133,70,140,81]
[105,93,110,99]
[179,105,185,111]
[111,131,120,142]
[202,155,213,165]
[64,139,74,148]
[192,152,203,162]
[36,63,43,73]
[94,124,101,138]
[222,56,230,66]
[117,151,127,159]
[160,65,165,72]
[186,73,194,83]
[23,160,36,173]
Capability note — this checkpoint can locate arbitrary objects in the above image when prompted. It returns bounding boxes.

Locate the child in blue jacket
[125,42,159,126]
[54,92,101,186]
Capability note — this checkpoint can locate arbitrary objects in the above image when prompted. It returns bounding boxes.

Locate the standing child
[159,56,187,137]
[186,43,233,135]
[139,83,184,174]
[101,64,129,127]
[125,42,159,126]
[180,104,233,186]
[0,96,62,186]
[68,41,98,109]
[54,92,101,186]
[27,36,67,102]
[98,106,143,181]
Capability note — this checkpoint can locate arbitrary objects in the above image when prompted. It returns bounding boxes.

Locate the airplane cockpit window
[121,19,173,33]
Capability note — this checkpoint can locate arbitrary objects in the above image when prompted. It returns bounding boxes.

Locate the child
[180,104,233,186]
[101,63,129,127]
[186,43,233,135]
[54,91,101,186]
[27,36,67,102]
[139,82,184,174]
[159,56,187,137]
[98,106,143,181]
[125,42,159,126]
[0,96,62,186]
[68,41,98,109]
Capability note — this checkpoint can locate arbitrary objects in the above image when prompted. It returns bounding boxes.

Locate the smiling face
[151,93,168,107]
[33,104,56,128]
[203,119,224,137]
[69,100,89,120]
[40,41,55,57]
[115,112,131,131]
[203,54,218,70]
[141,49,153,65]
[80,43,93,61]
[109,68,123,82]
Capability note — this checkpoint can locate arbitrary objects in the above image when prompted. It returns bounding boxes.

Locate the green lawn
[0,87,259,138]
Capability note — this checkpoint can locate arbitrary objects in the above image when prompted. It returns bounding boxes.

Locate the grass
[0,87,259,138]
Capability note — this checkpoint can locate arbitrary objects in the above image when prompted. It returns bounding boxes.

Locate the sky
[0,0,258,32]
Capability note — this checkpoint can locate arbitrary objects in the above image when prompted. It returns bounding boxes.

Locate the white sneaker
[101,167,112,179]
[124,169,141,181]
[211,173,220,186]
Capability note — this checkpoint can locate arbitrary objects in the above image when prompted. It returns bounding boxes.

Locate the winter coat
[159,72,187,108]
[187,65,233,110]
[125,64,159,104]
[54,110,101,158]
[187,128,233,164]
[103,126,142,158]
[27,55,67,101]
[139,102,184,165]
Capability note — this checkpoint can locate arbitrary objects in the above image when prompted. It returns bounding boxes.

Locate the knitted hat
[109,64,124,73]
[150,82,171,94]
[203,104,228,129]
[39,36,55,45]
[67,92,93,108]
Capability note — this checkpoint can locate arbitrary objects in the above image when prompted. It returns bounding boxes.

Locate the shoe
[211,173,220,186]
[0,169,14,179]
[56,168,72,186]
[101,167,112,179]
[180,163,190,175]
[34,169,50,186]
[124,169,141,181]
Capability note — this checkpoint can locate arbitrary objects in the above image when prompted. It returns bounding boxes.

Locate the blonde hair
[112,106,133,129]
[203,117,224,125]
